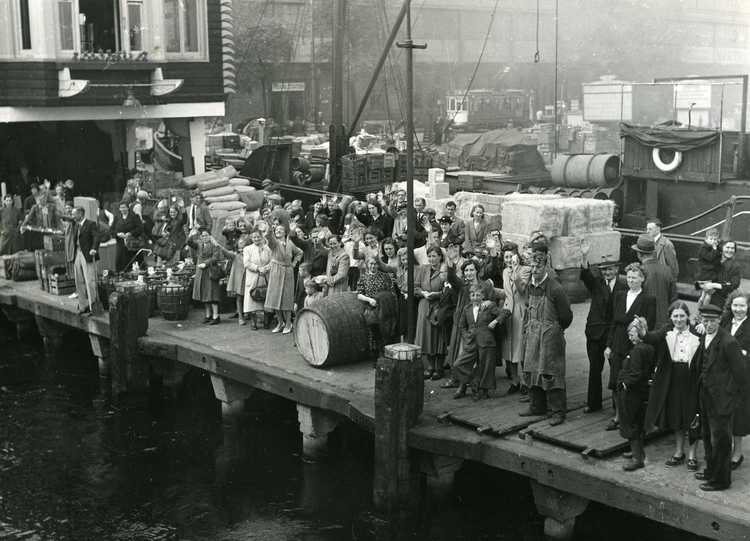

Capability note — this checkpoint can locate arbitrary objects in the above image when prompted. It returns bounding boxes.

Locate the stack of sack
[182,165,264,221]
[501,195,620,269]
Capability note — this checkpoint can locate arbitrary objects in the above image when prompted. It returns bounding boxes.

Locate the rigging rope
[445,0,502,128]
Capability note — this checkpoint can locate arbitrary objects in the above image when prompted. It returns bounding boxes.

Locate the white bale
[201,185,235,198]
[428,168,445,183]
[205,193,240,203]
[500,198,565,238]
[429,182,450,199]
[549,236,584,270]
[183,165,237,188]
[73,196,99,220]
[548,230,622,270]
[233,185,256,193]
[501,232,529,249]
[208,201,246,211]
[197,177,231,192]
[454,191,505,219]
[563,199,615,236]
[228,177,250,186]
[583,230,621,266]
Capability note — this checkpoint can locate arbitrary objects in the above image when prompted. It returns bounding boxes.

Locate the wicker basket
[157,283,192,321]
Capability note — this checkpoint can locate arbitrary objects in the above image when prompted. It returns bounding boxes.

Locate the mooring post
[210,375,255,483]
[88,334,111,397]
[108,288,149,398]
[530,481,589,541]
[420,454,464,500]
[34,315,65,377]
[296,404,341,459]
[2,307,34,341]
[373,343,424,514]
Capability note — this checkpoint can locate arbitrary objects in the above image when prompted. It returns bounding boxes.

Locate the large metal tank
[550,153,620,188]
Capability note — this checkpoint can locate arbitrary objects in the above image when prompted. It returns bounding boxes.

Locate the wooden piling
[373,343,423,514]
[108,287,150,397]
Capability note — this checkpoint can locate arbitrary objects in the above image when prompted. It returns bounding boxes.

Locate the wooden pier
[0,278,748,540]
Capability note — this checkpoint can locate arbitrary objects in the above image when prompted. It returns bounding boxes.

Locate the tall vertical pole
[329,0,346,191]
[397,0,425,343]
[310,0,317,127]
[405,4,416,343]
[552,0,558,159]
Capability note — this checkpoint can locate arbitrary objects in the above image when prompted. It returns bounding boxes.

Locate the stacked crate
[48,272,76,295]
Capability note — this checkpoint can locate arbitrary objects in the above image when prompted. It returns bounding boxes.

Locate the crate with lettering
[48,273,76,296]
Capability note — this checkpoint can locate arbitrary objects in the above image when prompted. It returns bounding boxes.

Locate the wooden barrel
[555,268,589,304]
[294,292,370,368]
[11,251,37,281]
[157,283,192,321]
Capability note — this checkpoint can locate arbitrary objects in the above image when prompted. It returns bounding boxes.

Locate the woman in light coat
[243,229,272,318]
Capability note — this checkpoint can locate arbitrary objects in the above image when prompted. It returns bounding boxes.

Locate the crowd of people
[581,222,747,490]
[1,178,747,491]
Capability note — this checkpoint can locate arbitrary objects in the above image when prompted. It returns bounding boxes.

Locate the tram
[446,89,531,129]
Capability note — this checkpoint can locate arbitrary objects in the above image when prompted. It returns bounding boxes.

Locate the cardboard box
[428,168,445,183]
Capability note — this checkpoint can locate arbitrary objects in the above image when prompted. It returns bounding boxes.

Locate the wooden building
[0,0,234,196]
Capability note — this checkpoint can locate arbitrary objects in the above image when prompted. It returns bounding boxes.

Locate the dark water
[0,319,709,541]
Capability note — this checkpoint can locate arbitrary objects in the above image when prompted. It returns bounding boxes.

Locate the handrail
[691,211,750,236]
[616,226,750,250]
[660,195,750,232]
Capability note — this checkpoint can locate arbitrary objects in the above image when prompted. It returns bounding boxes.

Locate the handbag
[250,274,268,301]
[209,261,227,281]
[688,413,702,444]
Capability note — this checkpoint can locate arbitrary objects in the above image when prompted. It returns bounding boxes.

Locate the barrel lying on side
[294,292,370,368]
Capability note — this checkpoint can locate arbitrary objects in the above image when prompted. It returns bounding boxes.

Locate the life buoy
[652,147,682,173]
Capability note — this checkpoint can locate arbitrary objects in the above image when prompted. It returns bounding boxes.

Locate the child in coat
[617,317,656,471]
[452,284,502,400]
[695,228,722,307]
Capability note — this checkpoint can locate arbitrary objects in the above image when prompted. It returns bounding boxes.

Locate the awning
[619,122,720,151]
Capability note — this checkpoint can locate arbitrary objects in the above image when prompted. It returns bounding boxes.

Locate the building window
[19,0,31,49]
[127,0,143,51]
[79,0,120,52]
[58,0,75,50]
[165,0,204,56]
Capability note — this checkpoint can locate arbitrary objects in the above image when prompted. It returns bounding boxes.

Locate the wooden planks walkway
[1,278,749,540]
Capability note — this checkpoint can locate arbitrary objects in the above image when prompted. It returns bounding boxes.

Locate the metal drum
[550,154,620,188]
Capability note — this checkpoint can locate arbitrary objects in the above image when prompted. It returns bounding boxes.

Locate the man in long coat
[694,304,746,491]
[646,218,679,281]
[519,245,573,426]
[633,234,676,328]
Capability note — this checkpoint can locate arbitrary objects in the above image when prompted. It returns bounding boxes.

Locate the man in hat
[694,303,746,491]
[519,244,573,425]
[580,258,627,413]
[646,218,679,281]
[632,233,676,327]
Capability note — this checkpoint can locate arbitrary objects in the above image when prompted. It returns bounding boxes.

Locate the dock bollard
[108,288,150,397]
[373,343,424,514]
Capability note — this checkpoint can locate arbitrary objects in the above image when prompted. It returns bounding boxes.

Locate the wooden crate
[448,174,483,193]
[48,274,76,296]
